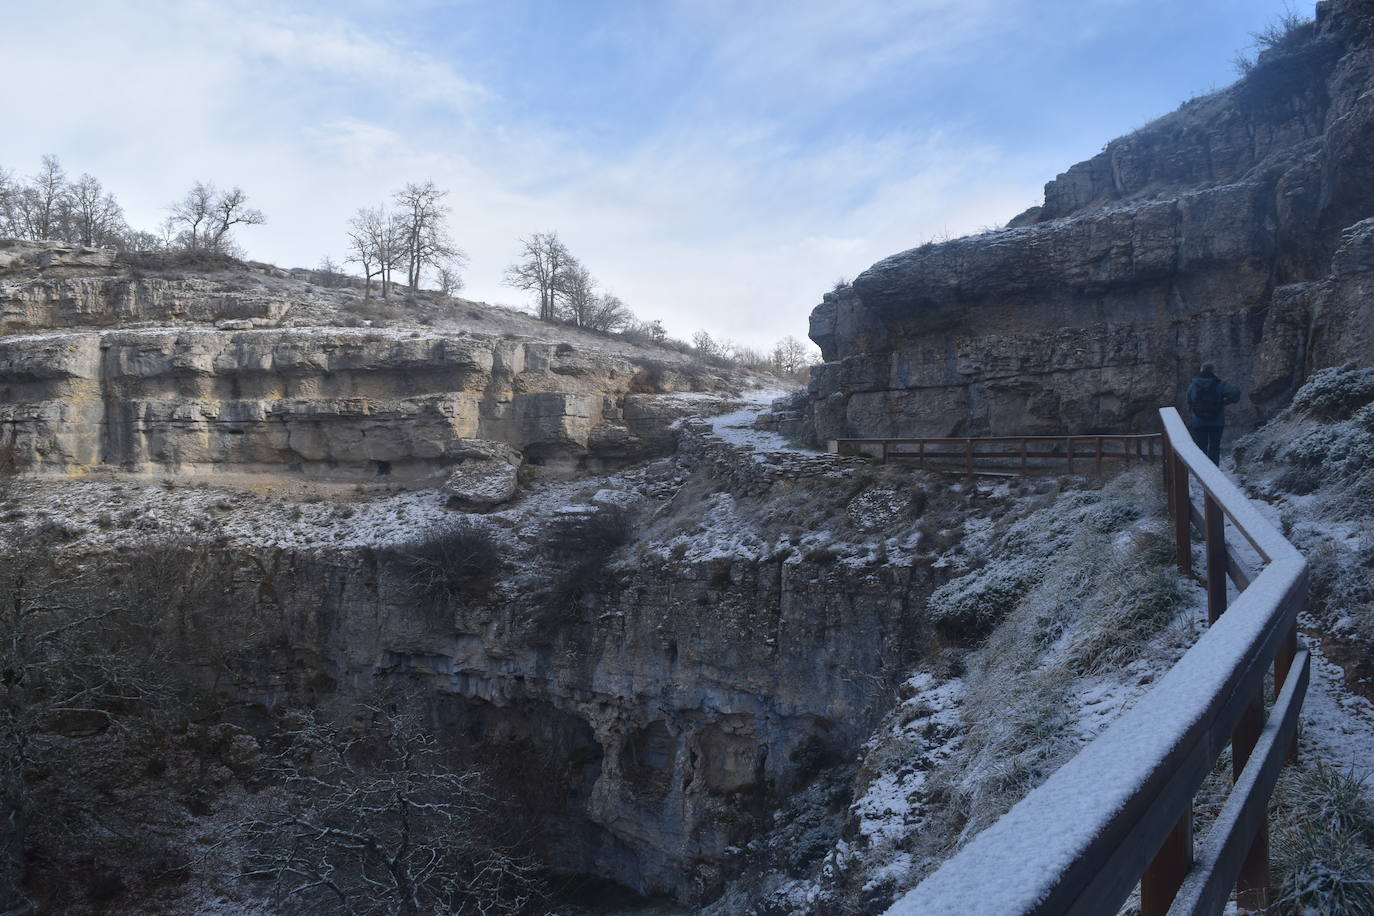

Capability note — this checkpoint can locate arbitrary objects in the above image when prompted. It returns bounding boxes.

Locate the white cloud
[2,0,1054,348]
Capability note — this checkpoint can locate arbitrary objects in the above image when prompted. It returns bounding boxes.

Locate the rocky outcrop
[0,243,761,481]
[808,0,1374,441]
[0,326,745,481]
[159,426,919,904]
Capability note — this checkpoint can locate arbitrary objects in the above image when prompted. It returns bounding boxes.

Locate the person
[1186,364,1240,464]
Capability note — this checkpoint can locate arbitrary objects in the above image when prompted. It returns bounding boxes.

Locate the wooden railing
[884,407,1308,916]
[829,433,1163,476]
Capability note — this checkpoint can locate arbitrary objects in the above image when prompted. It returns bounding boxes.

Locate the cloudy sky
[5,0,1301,347]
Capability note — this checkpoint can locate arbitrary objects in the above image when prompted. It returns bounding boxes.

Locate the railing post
[919,439,925,469]
[1065,437,1074,474]
[879,441,888,464]
[965,438,973,476]
[1019,439,1027,474]
[1141,810,1193,916]
[1172,451,1192,577]
[1163,441,1174,517]
[1233,689,1272,911]
[1276,622,1299,764]
[1095,435,1104,474]
[1205,493,1228,623]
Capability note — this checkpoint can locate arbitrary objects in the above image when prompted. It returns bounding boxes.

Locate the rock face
[808,0,1374,441]
[170,426,918,904]
[0,250,752,481]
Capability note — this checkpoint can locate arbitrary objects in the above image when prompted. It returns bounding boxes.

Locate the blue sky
[4,0,1304,347]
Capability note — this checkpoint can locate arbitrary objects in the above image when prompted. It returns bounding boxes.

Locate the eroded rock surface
[808,0,1374,441]
[0,247,758,481]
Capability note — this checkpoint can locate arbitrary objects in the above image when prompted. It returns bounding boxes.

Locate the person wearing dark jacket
[1186,364,1240,464]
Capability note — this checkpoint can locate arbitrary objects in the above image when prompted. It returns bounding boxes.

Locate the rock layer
[808,0,1374,441]
[0,245,754,481]
[0,327,742,480]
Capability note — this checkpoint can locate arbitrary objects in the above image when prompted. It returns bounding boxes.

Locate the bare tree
[346,208,382,300]
[316,255,344,288]
[167,182,264,253]
[0,166,16,237]
[503,232,576,322]
[26,155,68,241]
[117,228,166,252]
[393,182,466,291]
[770,335,815,376]
[229,702,542,915]
[558,262,597,327]
[67,173,127,246]
[346,207,407,300]
[206,186,264,252]
[435,261,464,297]
[0,541,179,911]
[692,330,720,358]
[167,181,215,250]
[584,292,633,334]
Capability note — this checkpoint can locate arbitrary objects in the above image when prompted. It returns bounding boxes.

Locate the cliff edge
[808,0,1374,441]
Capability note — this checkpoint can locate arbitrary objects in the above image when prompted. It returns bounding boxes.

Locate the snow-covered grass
[711,467,1199,912]
[1228,364,1374,910]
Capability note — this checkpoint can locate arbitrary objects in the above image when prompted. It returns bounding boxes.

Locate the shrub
[1289,365,1374,421]
[928,558,1045,642]
[1233,10,1317,76]
[390,521,502,605]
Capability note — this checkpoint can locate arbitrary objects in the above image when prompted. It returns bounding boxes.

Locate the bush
[928,558,1045,642]
[1233,10,1317,76]
[390,521,502,605]
[1289,365,1374,421]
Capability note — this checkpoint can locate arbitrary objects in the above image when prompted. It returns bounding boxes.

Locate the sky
[4,0,1305,348]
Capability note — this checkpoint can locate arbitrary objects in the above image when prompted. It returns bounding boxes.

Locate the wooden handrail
[885,408,1307,916]
[830,433,1163,476]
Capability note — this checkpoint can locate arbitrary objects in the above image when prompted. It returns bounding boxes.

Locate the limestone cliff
[0,242,756,482]
[808,0,1374,441]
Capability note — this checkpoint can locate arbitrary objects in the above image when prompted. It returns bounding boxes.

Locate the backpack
[1192,380,1224,421]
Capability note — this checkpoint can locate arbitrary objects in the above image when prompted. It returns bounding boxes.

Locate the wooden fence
[883,407,1308,916]
[829,433,1163,476]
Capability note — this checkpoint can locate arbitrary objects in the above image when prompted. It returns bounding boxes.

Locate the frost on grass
[727,468,1197,912]
[1231,362,1374,907]
[1270,762,1374,914]
[1239,363,1374,650]
[927,558,1044,641]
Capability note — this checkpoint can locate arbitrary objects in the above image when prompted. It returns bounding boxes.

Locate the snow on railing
[886,407,1307,916]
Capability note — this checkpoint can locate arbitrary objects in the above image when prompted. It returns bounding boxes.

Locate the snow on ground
[703,387,820,456]
[849,673,966,862]
[1299,625,1374,796]
[0,391,786,560]
[1228,470,1374,804]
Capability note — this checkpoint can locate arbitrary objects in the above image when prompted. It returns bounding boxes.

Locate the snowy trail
[1298,636,1374,795]
[1232,471,1374,800]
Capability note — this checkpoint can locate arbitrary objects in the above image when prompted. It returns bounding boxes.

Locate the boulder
[443,459,519,508]
[442,439,522,508]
